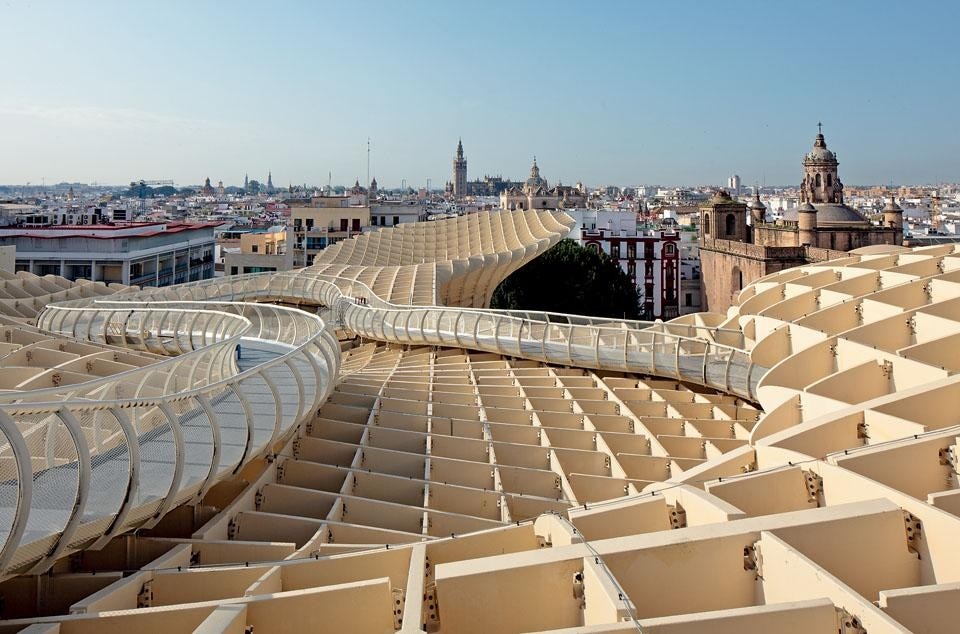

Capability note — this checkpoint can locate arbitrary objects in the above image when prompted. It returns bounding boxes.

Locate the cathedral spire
[452,138,467,197]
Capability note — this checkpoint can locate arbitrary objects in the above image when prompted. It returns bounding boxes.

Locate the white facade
[370,203,429,228]
[727,174,741,195]
[0,222,218,286]
[561,208,637,240]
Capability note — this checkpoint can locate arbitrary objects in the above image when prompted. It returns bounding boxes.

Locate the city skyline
[1,1,959,187]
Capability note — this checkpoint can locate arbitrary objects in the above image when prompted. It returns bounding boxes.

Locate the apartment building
[291,204,370,266]
[223,226,294,275]
[0,219,218,286]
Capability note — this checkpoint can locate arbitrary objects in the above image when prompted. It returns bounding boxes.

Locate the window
[815,173,822,187]
[725,213,736,236]
[371,216,377,225]
[703,213,710,235]
[340,219,349,231]
[827,173,833,186]
[251,244,258,253]
[230,266,239,275]
[352,218,361,231]
[393,216,400,226]
[663,243,676,256]
[685,292,693,306]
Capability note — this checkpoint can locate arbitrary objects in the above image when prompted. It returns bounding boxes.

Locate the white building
[563,209,684,319]
[0,219,218,286]
[727,174,741,196]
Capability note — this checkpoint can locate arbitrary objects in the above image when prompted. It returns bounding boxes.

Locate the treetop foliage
[490,239,640,319]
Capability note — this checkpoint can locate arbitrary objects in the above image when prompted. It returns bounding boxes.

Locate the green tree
[490,239,640,319]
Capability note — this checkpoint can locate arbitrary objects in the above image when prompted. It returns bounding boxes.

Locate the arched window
[827,173,833,186]
[815,173,822,188]
[703,213,710,235]
[725,213,736,236]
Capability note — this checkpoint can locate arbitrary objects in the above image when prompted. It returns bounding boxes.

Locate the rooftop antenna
[328,171,332,191]
[366,138,371,189]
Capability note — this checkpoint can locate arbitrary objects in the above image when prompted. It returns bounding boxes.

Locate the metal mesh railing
[0,298,339,576]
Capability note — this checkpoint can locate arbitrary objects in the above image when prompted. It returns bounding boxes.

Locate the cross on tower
[817,121,823,134]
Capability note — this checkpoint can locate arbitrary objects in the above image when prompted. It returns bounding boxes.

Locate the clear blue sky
[1,0,958,188]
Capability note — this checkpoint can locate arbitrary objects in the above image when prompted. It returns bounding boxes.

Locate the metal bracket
[939,446,957,474]
[668,502,687,529]
[392,587,405,630]
[803,470,824,506]
[880,360,894,379]
[254,489,264,511]
[137,579,154,608]
[836,608,867,633]
[743,542,762,578]
[905,316,917,334]
[276,460,286,482]
[903,511,922,556]
[572,571,585,609]
[227,518,239,540]
[423,582,440,632]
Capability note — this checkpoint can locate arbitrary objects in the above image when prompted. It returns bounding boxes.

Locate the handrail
[80,268,762,400]
[0,297,340,577]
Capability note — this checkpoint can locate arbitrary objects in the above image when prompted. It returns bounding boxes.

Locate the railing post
[143,402,187,529]
[0,410,34,574]
[453,310,465,348]
[673,334,682,380]
[649,331,658,374]
[701,339,709,386]
[89,406,141,550]
[593,327,601,368]
[28,407,92,574]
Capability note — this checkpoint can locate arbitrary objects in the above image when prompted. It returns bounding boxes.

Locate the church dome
[804,132,837,164]
[783,202,868,226]
[812,203,867,225]
[524,158,547,191]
